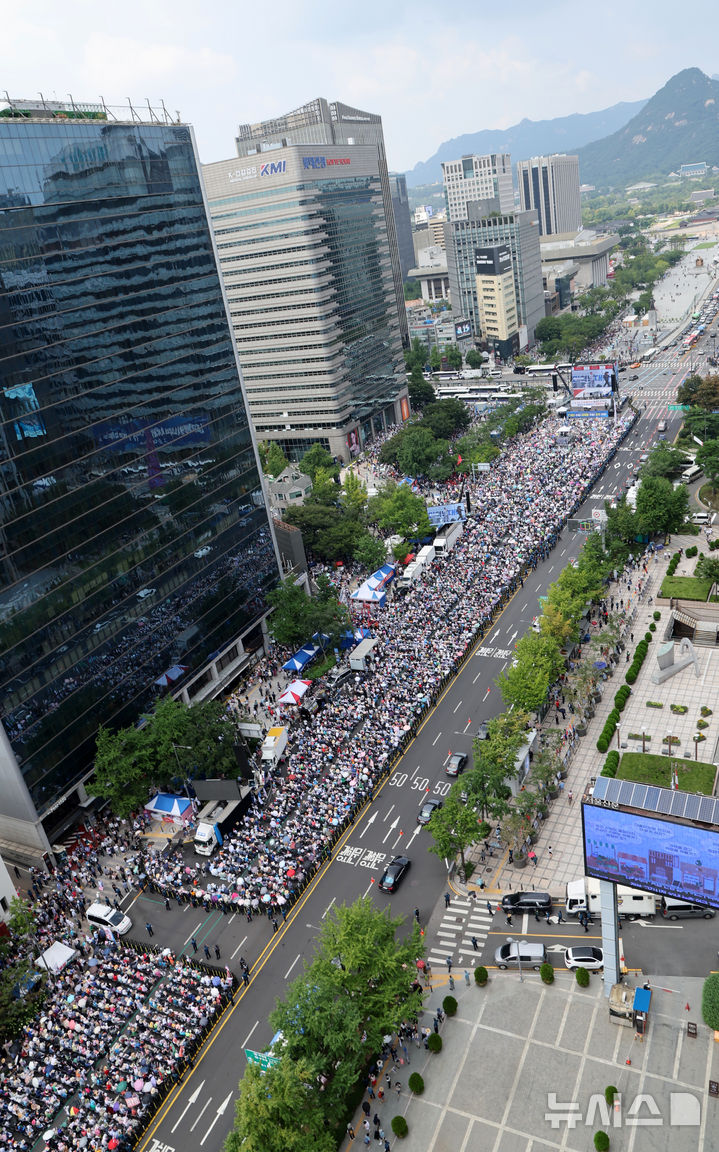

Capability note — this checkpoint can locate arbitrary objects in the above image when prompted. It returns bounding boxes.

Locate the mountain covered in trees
[577,68,719,189]
[406,98,646,187]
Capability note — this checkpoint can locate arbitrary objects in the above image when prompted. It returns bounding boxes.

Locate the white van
[692,512,711,525]
[565,878,656,919]
[86,902,132,936]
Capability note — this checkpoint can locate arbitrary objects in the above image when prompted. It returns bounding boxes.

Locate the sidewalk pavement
[345,969,719,1152]
[460,536,718,902]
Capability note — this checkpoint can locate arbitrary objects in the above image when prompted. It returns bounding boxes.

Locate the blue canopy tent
[340,626,373,649]
[282,644,320,673]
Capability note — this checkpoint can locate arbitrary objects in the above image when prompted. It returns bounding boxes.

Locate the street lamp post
[506,936,524,982]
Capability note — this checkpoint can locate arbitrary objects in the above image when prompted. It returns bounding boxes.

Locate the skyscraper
[517,154,582,236]
[0,99,280,855]
[236,98,408,346]
[389,173,415,282]
[441,154,514,221]
[445,200,544,347]
[204,119,410,461]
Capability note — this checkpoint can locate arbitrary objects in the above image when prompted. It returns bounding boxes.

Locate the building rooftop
[1,96,181,127]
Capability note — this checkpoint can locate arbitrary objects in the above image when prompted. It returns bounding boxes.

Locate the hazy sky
[3,0,717,173]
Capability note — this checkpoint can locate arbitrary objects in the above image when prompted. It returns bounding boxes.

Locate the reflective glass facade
[0,120,279,825]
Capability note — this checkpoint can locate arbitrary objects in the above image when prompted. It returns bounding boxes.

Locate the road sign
[668,404,689,412]
[245,1049,279,1071]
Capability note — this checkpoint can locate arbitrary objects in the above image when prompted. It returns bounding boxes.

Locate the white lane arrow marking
[200,1091,233,1145]
[383,817,399,844]
[359,812,377,839]
[171,1079,206,1132]
[406,825,422,848]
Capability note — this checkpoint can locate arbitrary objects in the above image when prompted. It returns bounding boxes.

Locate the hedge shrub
[575,967,590,988]
[653,611,661,621]
[703,975,719,1029]
[391,1115,409,1138]
[605,1086,618,1105]
[408,1072,424,1095]
[427,1032,442,1053]
[594,1132,610,1152]
[474,966,488,986]
[601,750,619,777]
[442,995,457,1017]
[540,963,554,984]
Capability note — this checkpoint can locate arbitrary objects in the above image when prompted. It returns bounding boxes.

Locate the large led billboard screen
[582,802,719,907]
[572,363,616,400]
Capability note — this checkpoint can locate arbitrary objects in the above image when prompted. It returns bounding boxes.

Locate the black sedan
[417,798,442,825]
[501,891,552,913]
[445,752,468,777]
[378,856,411,892]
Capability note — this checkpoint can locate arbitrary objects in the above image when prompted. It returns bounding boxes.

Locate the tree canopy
[227,898,423,1151]
[90,696,237,816]
[367,484,432,538]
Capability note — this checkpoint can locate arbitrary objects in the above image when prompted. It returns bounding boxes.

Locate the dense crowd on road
[139,409,635,914]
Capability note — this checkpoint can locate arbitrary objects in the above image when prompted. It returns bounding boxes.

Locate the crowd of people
[137,408,635,917]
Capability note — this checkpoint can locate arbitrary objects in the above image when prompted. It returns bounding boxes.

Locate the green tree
[408,365,436,410]
[429,346,441,371]
[90,696,239,816]
[682,408,719,442]
[340,469,368,517]
[427,781,483,874]
[404,337,429,371]
[676,374,704,407]
[445,344,463,370]
[635,475,688,535]
[300,444,338,483]
[696,440,719,493]
[695,554,719,585]
[641,442,690,479]
[283,503,337,549]
[604,494,638,546]
[306,466,339,506]
[534,316,562,345]
[7,895,37,944]
[397,427,449,477]
[228,1057,335,1152]
[367,484,432,537]
[422,398,471,439]
[264,442,289,478]
[403,279,421,301]
[265,578,313,646]
[496,632,564,712]
[465,349,484,369]
[353,532,387,573]
[314,516,359,562]
[268,898,422,1120]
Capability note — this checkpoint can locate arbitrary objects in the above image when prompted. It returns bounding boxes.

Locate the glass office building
[0,103,280,853]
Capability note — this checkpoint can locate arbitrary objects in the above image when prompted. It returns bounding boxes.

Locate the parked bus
[525,363,573,376]
[681,464,703,484]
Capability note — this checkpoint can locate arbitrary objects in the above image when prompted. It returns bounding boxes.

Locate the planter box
[576,724,587,737]
[513,855,529,869]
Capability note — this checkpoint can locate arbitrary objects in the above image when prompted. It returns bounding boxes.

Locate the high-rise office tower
[389,173,415,282]
[517,154,582,236]
[0,98,280,855]
[236,98,408,347]
[441,154,514,221]
[445,200,544,348]
[204,119,409,461]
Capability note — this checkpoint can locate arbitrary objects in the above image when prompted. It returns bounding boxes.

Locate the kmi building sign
[228,160,287,183]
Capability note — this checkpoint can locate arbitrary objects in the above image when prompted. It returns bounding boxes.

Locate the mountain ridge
[406,99,647,186]
[576,68,719,188]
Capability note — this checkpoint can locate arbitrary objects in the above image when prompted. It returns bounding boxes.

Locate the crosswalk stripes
[426,897,494,967]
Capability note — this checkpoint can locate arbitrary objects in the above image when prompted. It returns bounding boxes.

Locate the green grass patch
[659,575,713,601]
[618,752,715,793]
[304,652,338,680]
[694,241,717,250]
[698,483,719,512]
[627,732,651,741]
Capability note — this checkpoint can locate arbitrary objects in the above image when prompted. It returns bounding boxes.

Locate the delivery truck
[565,877,656,920]
[433,520,464,554]
[193,799,243,856]
[261,725,288,768]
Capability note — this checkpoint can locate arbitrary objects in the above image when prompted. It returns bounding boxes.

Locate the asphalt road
[131,332,716,1152]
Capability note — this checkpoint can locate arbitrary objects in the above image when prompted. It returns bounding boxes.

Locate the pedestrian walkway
[457,542,692,901]
[425,896,493,969]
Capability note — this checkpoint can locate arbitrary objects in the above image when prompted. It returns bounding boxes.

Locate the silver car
[494,941,546,970]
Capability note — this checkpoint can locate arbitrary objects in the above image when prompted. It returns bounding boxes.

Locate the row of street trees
[225,898,423,1152]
